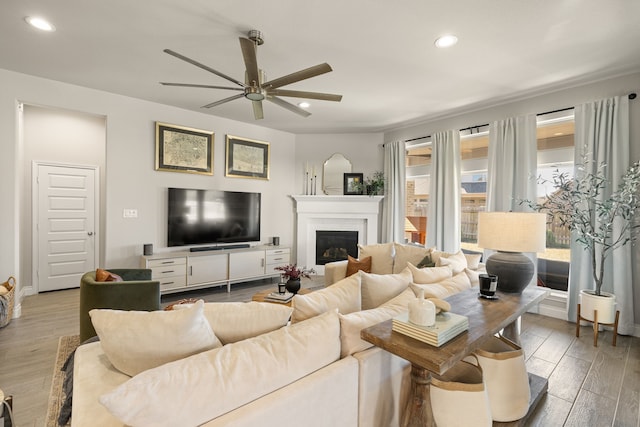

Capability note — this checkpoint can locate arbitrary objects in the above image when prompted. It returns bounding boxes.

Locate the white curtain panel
[486,115,537,212]
[381,140,406,243]
[569,96,633,334]
[427,130,461,252]
[485,115,538,287]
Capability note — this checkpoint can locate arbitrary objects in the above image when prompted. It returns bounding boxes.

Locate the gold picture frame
[155,122,214,175]
[225,135,270,180]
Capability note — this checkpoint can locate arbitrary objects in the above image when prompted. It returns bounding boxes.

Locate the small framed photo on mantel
[155,122,214,175]
[225,135,270,180]
[344,173,364,195]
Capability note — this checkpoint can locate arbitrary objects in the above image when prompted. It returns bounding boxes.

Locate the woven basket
[0,276,16,328]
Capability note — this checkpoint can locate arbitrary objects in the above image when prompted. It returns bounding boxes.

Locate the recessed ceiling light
[298,102,310,109]
[25,16,56,32]
[434,34,458,48]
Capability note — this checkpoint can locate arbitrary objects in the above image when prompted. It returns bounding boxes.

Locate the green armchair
[79,269,161,342]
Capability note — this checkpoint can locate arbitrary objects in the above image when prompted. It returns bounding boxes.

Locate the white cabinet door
[229,251,265,280]
[188,254,228,286]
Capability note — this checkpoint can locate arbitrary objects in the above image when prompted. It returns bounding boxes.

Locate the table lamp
[477,212,546,293]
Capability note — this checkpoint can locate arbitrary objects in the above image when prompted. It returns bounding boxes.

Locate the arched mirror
[323,153,352,195]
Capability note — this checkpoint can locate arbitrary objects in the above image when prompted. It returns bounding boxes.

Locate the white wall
[294,133,385,194]
[0,68,297,299]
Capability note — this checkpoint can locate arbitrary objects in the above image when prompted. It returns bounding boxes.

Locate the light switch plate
[123,208,138,218]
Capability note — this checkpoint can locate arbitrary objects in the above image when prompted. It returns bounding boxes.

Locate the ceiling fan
[160,30,342,120]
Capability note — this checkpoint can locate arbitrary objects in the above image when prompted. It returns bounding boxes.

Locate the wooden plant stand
[576,303,620,347]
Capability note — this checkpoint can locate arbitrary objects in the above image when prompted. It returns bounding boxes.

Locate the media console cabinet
[141,246,290,294]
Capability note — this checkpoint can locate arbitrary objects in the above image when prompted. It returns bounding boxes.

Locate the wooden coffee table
[252,287,311,307]
[361,287,549,427]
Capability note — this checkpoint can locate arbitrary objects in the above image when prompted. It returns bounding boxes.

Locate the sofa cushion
[359,243,394,275]
[406,263,453,284]
[339,288,415,357]
[435,250,468,274]
[360,268,412,310]
[291,274,361,323]
[202,302,293,345]
[346,255,372,277]
[90,300,221,376]
[99,310,342,427]
[393,243,434,273]
[439,271,472,293]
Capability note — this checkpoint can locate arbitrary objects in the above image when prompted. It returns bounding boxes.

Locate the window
[460,128,489,253]
[405,142,430,244]
[535,111,574,292]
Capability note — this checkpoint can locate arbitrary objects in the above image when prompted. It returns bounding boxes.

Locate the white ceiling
[2,1,639,134]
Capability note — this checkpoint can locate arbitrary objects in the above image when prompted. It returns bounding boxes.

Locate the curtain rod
[537,92,636,117]
[403,92,636,144]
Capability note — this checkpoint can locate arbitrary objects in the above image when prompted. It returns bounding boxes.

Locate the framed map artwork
[225,135,270,180]
[155,122,214,175]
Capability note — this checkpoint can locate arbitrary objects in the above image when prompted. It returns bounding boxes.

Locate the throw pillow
[95,268,122,282]
[406,263,453,283]
[291,273,361,323]
[409,282,454,299]
[100,310,341,427]
[464,267,481,287]
[346,255,372,277]
[338,288,415,357]
[359,268,412,310]
[464,253,483,270]
[393,243,434,273]
[358,243,394,275]
[416,254,436,268]
[90,300,221,376]
[436,251,468,274]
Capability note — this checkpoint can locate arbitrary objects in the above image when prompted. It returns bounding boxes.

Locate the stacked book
[264,291,295,303]
[392,311,469,347]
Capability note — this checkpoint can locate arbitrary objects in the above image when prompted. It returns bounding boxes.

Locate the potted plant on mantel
[364,171,385,196]
[521,153,640,324]
[275,264,316,295]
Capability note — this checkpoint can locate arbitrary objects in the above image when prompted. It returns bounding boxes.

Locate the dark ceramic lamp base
[485,251,535,294]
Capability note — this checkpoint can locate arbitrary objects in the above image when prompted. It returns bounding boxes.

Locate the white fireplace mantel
[292,195,384,274]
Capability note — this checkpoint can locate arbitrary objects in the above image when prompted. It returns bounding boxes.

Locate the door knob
[88,232,94,236]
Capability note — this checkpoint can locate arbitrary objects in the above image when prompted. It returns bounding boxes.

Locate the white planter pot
[579,290,617,324]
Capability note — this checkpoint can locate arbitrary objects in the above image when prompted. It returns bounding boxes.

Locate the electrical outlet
[123,209,138,218]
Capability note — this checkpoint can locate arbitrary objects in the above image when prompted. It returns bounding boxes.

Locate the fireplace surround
[292,195,383,274]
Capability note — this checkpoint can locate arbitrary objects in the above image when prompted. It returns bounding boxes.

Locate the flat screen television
[168,187,261,247]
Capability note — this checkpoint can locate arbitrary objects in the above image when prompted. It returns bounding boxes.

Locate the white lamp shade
[478,212,546,253]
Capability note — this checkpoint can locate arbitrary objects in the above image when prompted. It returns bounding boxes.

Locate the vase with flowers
[274,264,316,294]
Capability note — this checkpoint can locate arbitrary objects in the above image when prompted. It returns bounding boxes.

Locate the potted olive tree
[522,154,640,324]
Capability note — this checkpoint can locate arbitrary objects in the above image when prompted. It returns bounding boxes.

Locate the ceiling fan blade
[163,49,245,88]
[268,89,342,102]
[252,101,264,120]
[268,96,311,117]
[201,93,244,109]
[263,63,333,90]
[239,38,260,86]
[160,82,243,91]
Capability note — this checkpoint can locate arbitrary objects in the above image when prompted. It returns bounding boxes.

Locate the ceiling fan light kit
[161,30,342,120]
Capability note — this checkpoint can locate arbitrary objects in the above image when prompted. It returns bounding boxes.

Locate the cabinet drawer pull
[161,270,175,274]
[273,257,283,261]
[163,281,174,285]
[161,261,175,264]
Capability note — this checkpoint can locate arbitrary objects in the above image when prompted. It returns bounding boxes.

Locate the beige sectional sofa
[72,243,481,427]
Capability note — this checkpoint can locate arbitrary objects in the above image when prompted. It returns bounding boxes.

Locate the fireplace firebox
[315,231,358,265]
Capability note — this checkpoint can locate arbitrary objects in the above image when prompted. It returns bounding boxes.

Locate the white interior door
[35,164,98,292]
